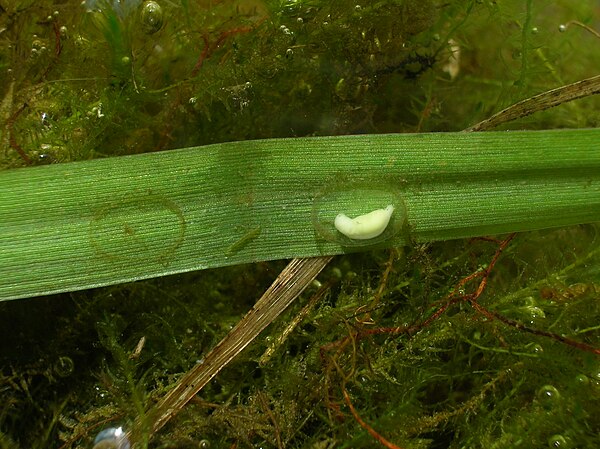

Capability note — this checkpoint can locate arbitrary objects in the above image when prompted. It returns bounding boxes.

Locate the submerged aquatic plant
[0,1,599,448]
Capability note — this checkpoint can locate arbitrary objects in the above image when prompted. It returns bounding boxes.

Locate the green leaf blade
[1,129,599,300]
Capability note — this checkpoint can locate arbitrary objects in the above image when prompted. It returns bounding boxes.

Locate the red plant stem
[53,21,62,57]
[472,233,515,301]
[191,34,211,76]
[7,103,31,164]
[469,299,600,355]
[191,18,266,76]
[343,388,405,449]
[323,232,599,364]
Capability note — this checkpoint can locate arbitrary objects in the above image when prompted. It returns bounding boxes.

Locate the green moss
[1,0,600,448]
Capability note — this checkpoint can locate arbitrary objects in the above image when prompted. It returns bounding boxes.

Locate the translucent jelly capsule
[312,177,408,248]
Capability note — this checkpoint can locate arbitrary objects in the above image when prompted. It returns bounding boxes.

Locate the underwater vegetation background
[1,0,600,448]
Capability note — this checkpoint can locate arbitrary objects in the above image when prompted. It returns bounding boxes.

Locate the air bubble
[38,153,54,164]
[140,1,163,34]
[536,384,560,409]
[574,374,589,386]
[521,304,545,325]
[54,356,74,377]
[548,434,572,448]
[525,343,543,354]
[93,427,131,449]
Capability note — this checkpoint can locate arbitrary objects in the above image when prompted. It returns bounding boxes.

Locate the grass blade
[1,128,599,300]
